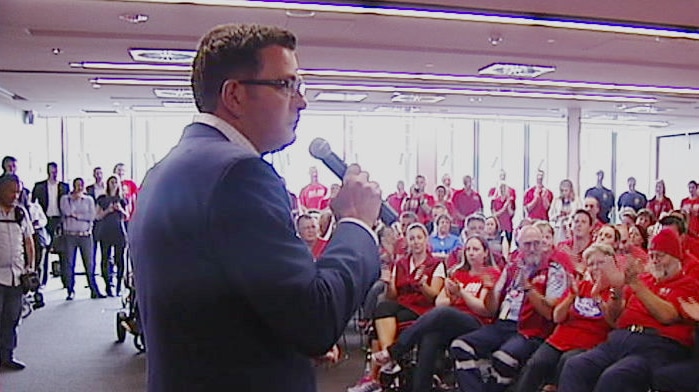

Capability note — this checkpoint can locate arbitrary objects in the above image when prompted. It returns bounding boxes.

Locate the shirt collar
[193,113,260,156]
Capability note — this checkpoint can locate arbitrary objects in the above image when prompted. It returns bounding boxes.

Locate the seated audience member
[658,213,699,280]
[450,226,568,392]
[451,214,489,269]
[582,197,604,236]
[426,204,459,236]
[619,207,637,226]
[485,215,507,267]
[615,224,649,267]
[434,185,455,217]
[515,244,619,392]
[296,214,327,259]
[635,208,656,233]
[350,223,445,392]
[361,225,400,328]
[628,224,650,251]
[429,214,462,259]
[372,235,500,392]
[557,229,699,392]
[534,221,572,275]
[557,210,594,277]
[651,297,699,392]
[392,211,418,257]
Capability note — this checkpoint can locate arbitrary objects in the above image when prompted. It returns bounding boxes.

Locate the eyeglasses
[238,77,306,97]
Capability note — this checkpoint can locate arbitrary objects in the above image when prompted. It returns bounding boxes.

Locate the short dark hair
[0,173,20,188]
[573,209,593,225]
[1,156,16,171]
[659,214,687,234]
[47,162,57,170]
[191,24,297,113]
[689,180,698,187]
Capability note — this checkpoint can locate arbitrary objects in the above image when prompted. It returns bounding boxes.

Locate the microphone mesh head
[309,138,332,159]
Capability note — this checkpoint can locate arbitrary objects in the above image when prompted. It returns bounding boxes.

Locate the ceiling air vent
[129,49,196,64]
[478,63,556,78]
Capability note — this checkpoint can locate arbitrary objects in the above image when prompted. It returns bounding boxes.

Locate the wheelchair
[115,255,145,353]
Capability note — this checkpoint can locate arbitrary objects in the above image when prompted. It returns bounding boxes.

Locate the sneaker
[347,378,381,392]
[371,349,391,366]
[379,361,401,375]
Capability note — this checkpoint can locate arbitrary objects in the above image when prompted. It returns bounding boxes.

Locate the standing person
[31,162,69,286]
[584,170,615,224]
[523,170,554,221]
[128,24,382,392]
[60,178,102,300]
[95,176,128,297]
[647,179,674,219]
[681,180,699,238]
[113,163,138,229]
[299,166,328,212]
[452,175,483,229]
[386,180,407,214]
[0,174,35,370]
[617,176,647,212]
[491,182,516,246]
[549,179,582,244]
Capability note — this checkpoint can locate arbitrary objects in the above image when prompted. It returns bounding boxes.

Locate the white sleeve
[433,262,446,279]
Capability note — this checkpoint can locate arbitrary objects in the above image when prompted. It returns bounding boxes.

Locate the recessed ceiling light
[130,105,196,113]
[129,48,196,64]
[153,88,193,99]
[285,9,315,17]
[313,92,368,102]
[119,13,149,24]
[391,93,445,104]
[479,63,556,78]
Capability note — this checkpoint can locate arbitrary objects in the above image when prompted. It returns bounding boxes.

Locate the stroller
[115,253,145,353]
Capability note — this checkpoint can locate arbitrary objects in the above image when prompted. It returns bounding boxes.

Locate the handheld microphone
[309,137,398,225]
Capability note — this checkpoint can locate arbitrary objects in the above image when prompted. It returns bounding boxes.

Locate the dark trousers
[390,306,482,392]
[65,234,100,295]
[557,329,690,392]
[514,342,585,392]
[32,233,46,284]
[362,280,387,319]
[652,360,699,392]
[100,239,126,293]
[43,216,63,286]
[450,320,543,392]
[0,284,23,360]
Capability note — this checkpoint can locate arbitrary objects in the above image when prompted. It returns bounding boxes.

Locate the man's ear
[220,79,244,117]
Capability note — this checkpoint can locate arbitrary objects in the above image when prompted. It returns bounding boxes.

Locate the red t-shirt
[681,197,699,237]
[681,251,699,282]
[491,195,515,232]
[450,267,501,325]
[547,280,613,351]
[523,186,554,221]
[617,273,699,347]
[452,189,483,226]
[647,197,674,219]
[684,236,699,262]
[299,183,328,211]
[387,191,407,214]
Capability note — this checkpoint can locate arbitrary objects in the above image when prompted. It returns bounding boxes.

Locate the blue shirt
[618,191,647,212]
[430,233,462,255]
[585,186,615,223]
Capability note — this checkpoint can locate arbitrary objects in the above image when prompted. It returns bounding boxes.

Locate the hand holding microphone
[309,138,398,225]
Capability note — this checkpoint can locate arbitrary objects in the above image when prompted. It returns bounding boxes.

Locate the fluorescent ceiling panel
[153,88,194,99]
[391,93,445,103]
[314,92,368,102]
[71,62,190,72]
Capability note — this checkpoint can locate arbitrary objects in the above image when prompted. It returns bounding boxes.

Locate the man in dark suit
[31,162,69,286]
[129,24,383,392]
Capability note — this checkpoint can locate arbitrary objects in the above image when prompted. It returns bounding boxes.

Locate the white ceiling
[1,0,698,130]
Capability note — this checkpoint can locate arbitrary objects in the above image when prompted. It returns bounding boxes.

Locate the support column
[567,107,581,192]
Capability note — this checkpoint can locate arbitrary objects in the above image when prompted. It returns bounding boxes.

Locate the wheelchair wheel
[116,311,127,343]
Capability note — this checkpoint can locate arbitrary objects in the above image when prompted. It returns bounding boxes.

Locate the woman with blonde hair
[549,179,582,245]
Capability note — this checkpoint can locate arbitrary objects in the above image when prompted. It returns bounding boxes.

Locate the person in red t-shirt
[452,175,483,229]
[298,166,328,212]
[372,235,501,392]
[558,229,699,392]
[524,170,554,221]
[583,196,604,236]
[491,181,516,245]
[515,243,619,392]
[680,180,699,238]
[295,214,327,259]
[401,182,434,225]
[556,209,594,279]
[317,183,339,211]
[386,180,407,214]
[647,179,674,222]
[434,185,455,218]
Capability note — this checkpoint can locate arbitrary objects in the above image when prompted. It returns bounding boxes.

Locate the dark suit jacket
[129,122,380,392]
[31,180,69,216]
